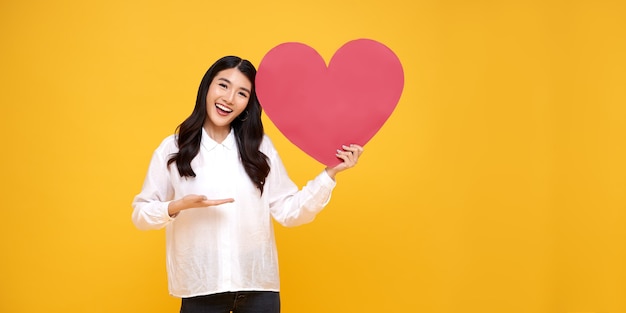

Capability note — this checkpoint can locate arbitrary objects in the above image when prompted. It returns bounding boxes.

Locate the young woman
[132,56,363,313]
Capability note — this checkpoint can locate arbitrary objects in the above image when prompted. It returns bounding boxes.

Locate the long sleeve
[131,131,339,297]
[131,137,176,230]
[263,138,337,227]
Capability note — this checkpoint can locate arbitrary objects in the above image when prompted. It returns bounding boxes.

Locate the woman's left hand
[325,144,364,180]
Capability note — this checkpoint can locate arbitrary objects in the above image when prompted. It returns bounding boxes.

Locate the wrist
[168,200,181,217]
[325,168,337,181]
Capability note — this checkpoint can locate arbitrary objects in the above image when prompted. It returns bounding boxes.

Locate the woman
[132,56,363,313]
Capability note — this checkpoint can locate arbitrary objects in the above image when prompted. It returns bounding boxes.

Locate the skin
[168,68,363,216]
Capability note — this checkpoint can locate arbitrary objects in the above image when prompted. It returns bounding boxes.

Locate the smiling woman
[130,55,364,313]
[206,69,252,140]
[3,0,625,312]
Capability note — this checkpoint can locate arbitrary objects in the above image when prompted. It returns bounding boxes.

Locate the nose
[223,90,235,104]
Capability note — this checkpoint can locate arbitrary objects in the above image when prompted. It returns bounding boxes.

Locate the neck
[203,123,230,143]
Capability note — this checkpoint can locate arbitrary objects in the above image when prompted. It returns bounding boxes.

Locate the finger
[342,146,360,163]
[351,144,364,157]
[184,194,208,204]
[334,152,351,168]
[336,151,356,168]
[213,198,235,204]
[342,144,364,157]
[336,149,352,161]
[353,144,364,156]
[339,147,355,161]
[203,198,235,206]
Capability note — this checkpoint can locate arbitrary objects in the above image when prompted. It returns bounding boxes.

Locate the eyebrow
[217,77,251,94]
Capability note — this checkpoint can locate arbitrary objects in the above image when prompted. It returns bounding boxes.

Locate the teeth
[215,103,232,113]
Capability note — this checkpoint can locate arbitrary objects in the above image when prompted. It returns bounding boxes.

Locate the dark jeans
[180,291,280,313]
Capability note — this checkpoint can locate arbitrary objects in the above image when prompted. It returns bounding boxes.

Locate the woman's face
[205,67,252,129]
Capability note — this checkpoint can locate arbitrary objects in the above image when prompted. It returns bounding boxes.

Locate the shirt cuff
[163,201,178,220]
[319,170,338,188]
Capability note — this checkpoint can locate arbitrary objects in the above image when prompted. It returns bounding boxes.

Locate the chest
[172,146,256,199]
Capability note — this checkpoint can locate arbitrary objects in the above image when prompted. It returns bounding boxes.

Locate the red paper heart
[256,39,404,167]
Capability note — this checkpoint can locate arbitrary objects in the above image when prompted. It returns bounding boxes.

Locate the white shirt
[132,128,336,298]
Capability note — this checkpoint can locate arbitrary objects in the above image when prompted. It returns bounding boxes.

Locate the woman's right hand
[168,194,234,217]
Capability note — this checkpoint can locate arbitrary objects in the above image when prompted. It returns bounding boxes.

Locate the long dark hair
[167,56,270,194]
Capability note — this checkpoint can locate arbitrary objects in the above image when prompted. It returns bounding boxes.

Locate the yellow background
[1,0,625,312]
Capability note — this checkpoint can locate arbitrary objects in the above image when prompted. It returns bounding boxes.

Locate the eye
[218,83,228,89]
[238,91,249,98]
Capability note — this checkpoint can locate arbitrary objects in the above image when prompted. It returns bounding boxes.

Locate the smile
[215,103,233,113]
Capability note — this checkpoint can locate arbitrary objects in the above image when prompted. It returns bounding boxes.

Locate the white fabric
[132,128,336,298]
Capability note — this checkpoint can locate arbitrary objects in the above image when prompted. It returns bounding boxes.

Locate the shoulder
[259,134,278,157]
[154,134,178,155]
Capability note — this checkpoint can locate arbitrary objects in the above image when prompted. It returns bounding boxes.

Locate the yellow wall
[1,0,625,312]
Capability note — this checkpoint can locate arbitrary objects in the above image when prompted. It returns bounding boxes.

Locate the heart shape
[256,39,404,167]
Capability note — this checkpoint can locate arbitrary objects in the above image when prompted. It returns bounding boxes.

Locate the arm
[167,195,234,217]
[131,146,176,231]
[325,144,364,180]
[267,141,364,227]
[131,140,234,230]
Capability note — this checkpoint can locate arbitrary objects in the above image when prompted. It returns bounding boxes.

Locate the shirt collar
[201,127,237,152]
